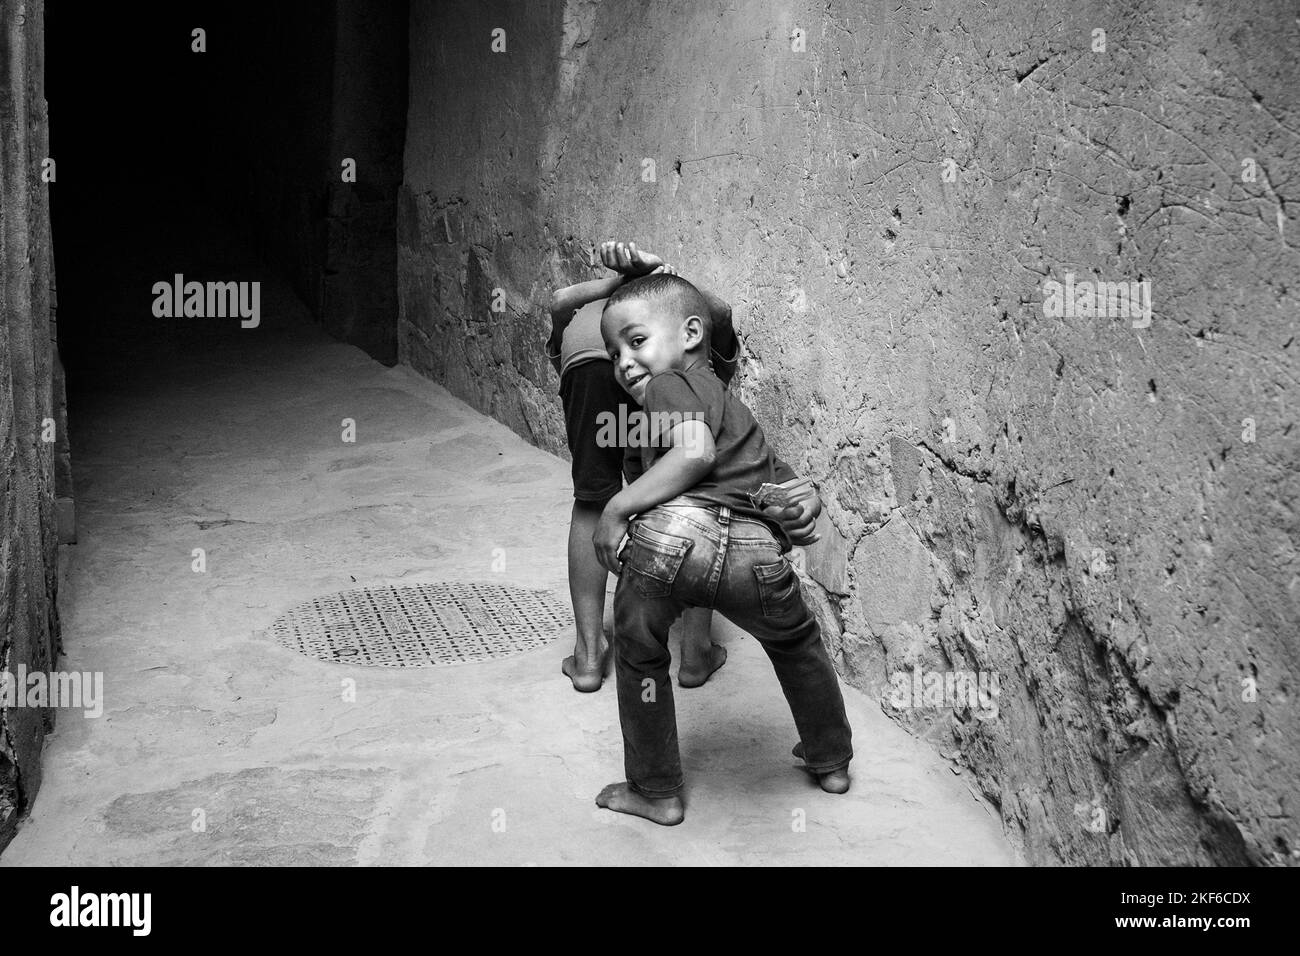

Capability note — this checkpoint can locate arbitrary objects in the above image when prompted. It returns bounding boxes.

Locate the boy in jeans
[593,273,853,825]
[548,242,737,692]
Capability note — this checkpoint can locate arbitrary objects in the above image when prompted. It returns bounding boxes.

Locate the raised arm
[546,275,626,375]
[546,240,664,375]
[550,276,625,321]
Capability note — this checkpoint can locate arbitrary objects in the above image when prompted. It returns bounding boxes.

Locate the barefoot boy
[547,242,736,692]
[592,273,852,825]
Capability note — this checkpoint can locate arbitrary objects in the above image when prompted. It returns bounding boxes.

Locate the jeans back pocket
[624,524,693,598]
[753,558,799,617]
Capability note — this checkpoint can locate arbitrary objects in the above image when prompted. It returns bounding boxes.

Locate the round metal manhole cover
[269,582,574,667]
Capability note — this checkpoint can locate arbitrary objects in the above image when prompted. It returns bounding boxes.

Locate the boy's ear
[682,314,706,349]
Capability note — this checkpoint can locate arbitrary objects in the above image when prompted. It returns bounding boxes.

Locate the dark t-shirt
[638,365,796,529]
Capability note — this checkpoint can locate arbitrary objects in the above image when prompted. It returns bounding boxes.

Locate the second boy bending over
[548,242,737,692]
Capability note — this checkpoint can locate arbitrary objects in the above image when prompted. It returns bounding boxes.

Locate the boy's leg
[596,567,688,825]
[597,508,717,824]
[677,607,727,688]
[711,518,853,784]
[563,499,609,692]
[557,360,626,691]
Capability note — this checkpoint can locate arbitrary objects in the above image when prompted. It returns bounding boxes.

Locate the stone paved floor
[3,259,1016,866]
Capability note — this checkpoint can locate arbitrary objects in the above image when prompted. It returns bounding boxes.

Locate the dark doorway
[47,0,408,386]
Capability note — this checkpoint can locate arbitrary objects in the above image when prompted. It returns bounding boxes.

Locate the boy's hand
[763,493,822,546]
[600,240,665,277]
[593,504,631,575]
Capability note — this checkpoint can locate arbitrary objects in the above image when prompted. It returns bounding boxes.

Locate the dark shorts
[560,359,643,504]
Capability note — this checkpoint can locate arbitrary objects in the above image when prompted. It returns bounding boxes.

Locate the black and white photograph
[0,0,1294,914]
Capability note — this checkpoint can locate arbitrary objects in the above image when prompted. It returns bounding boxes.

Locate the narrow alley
[2,248,1013,865]
[5,0,1292,884]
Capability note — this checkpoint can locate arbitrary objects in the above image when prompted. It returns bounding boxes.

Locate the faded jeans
[613,498,853,797]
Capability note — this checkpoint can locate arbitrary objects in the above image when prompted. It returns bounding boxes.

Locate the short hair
[603,273,712,341]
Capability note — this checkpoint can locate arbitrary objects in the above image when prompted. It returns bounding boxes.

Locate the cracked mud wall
[399,0,1299,864]
[1,0,61,853]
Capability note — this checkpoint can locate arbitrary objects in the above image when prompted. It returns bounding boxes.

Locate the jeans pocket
[754,558,799,617]
[624,524,693,598]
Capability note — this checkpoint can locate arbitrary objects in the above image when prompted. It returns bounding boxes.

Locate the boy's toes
[792,742,849,792]
[818,769,851,794]
[595,782,685,826]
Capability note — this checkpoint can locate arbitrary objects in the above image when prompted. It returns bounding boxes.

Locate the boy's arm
[546,275,625,375]
[764,455,819,544]
[545,241,662,375]
[592,420,716,573]
[551,276,626,320]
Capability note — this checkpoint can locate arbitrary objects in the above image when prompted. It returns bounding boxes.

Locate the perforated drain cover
[269,582,573,667]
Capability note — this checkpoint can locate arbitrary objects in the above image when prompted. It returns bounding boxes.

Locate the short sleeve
[622,444,645,484]
[641,370,723,449]
[771,456,797,482]
[709,335,740,387]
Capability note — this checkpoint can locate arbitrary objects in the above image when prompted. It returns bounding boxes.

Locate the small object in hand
[750,476,817,510]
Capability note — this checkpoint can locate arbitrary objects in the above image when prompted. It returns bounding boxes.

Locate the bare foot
[792,742,851,794]
[595,782,685,826]
[817,768,851,794]
[678,643,727,688]
[562,653,606,693]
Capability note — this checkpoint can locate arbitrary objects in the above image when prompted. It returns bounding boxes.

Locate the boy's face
[601,298,692,403]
